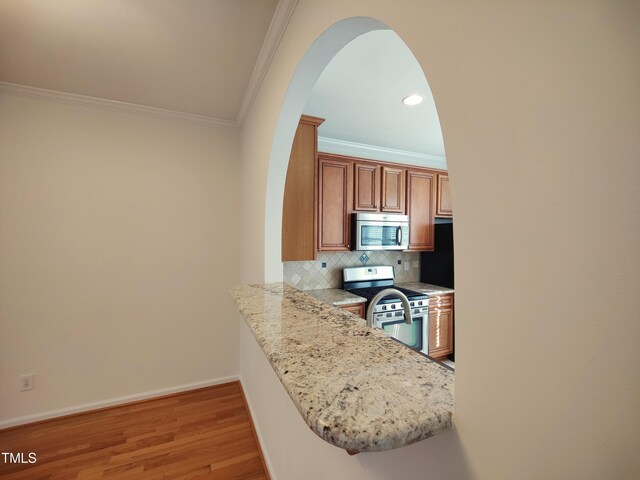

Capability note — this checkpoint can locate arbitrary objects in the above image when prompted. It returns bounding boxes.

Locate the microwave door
[357,221,406,250]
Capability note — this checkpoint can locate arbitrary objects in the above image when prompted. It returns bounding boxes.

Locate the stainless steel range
[343,265,430,354]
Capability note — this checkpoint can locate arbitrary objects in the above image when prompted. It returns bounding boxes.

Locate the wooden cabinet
[281,115,324,261]
[317,158,443,253]
[436,172,453,217]
[339,302,365,319]
[428,293,453,360]
[353,163,379,211]
[283,117,451,258]
[318,154,351,251]
[381,166,405,213]
[406,169,435,251]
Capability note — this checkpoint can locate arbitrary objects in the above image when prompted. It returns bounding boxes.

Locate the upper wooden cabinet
[436,172,453,217]
[381,166,405,213]
[281,115,324,261]
[406,169,435,251]
[318,154,351,251]
[353,163,380,211]
[283,117,452,258]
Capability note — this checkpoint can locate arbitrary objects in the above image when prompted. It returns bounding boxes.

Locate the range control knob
[391,304,396,309]
[418,301,423,306]
[382,305,387,311]
[410,302,415,307]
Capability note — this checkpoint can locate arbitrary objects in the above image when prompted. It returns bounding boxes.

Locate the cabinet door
[282,115,324,261]
[428,294,453,359]
[406,169,435,251]
[381,166,405,213]
[340,303,365,319]
[436,173,453,217]
[318,156,350,251]
[353,163,379,211]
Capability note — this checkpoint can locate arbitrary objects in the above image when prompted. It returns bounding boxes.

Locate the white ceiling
[303,30,446,165]
[0,0,279,121]
[0,3,447,158]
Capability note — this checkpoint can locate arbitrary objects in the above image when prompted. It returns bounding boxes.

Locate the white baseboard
[239,375,278,480]
[0,375,240,430]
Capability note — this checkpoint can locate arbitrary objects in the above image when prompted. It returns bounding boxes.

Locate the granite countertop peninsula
[397,282,455,295]
[305,288,366,306]
[230,283,454,453]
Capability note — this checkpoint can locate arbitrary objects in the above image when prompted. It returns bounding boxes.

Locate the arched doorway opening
[265,17,450,285]
[265,18,452,364]
[269,18,453,365]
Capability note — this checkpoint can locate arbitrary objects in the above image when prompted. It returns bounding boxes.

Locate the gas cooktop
[342,265,429,314]
[346,285,427,304]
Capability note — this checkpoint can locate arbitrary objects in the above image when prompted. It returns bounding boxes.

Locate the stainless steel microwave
[352,213,409,251]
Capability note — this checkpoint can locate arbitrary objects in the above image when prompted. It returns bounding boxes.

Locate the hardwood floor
[0,382,270,479]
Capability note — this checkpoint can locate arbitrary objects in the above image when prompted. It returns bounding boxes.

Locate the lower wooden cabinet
[428,293,453,360]
[339,302,365,319]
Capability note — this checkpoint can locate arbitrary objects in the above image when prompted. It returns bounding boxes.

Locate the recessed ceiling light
[402,94,424,106]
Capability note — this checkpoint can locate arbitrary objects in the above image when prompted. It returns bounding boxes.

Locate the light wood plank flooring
[0,382,270,479]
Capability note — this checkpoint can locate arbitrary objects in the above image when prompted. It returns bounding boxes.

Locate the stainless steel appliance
[343,265,430,354]
[352,213,409,251]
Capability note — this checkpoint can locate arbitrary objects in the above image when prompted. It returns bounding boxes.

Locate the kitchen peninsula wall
[284,251,420,290]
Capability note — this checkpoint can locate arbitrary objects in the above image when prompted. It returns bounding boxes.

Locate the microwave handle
[396,226,402,246]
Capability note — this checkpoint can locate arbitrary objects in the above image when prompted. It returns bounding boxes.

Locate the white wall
[0,93,241,424]
[239,1,640,479]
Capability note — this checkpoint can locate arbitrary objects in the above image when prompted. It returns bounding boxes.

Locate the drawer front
[429,293,453,308]
[340,303,365,319]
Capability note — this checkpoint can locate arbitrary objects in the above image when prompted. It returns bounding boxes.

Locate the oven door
[376,311,428,354]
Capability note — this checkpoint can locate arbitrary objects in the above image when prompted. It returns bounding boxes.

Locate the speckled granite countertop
[397,282,455,295]
[230,283,454,453]
[305,288,366,306]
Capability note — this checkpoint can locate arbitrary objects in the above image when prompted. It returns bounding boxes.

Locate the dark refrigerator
[420,220,454,288]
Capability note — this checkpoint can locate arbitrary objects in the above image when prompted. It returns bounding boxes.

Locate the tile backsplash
[283,251,420,290]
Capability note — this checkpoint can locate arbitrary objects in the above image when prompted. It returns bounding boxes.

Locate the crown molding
[235,0,298,126]
[0,0,298,128]
[0,81,237,128]
[318,136,448,170]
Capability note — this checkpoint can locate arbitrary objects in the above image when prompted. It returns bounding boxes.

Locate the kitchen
[280,30,456,366]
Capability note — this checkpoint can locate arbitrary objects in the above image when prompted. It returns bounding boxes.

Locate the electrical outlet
[20,374,34,391]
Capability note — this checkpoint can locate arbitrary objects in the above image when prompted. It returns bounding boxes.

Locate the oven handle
[396,226,402,246]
